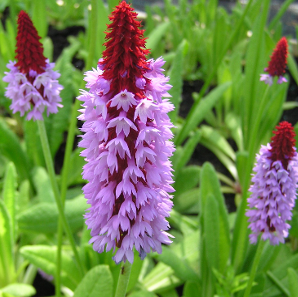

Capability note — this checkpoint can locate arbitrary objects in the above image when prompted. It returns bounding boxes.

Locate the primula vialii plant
[246,122,298,244]
[78,1,175,263]
[260,37,288,85]
[3,11,63,120]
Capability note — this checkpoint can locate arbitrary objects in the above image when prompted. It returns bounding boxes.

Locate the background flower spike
[260,37,288,85]
[3,10,63,121]
[246,121,298,245]
[78,1,175,264]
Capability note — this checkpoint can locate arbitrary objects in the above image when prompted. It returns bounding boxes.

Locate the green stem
[56,219,63,297]
[114,261,132,297]
[243,239,265,297]
[37,120,84,278]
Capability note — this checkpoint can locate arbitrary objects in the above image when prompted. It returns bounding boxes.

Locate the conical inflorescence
[246,121,298,244]
[78,1,175,263]
[3,11,62,120]
[260,37,288,85]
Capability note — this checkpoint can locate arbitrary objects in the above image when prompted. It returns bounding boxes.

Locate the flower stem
[56,219,63,297]
[114,261,132,297]
[243,239,265,297]
[56,1,99,289]
[37,120,85,278]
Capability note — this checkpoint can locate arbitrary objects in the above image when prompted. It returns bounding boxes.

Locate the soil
[33,273,55,297]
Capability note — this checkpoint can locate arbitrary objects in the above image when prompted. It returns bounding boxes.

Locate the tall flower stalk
[2,11,84,296]
[78,1,175,264]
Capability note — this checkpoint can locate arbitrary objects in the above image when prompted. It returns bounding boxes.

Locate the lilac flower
[3,11,62,120]
[78,1,175,263]
[246,122,298,244]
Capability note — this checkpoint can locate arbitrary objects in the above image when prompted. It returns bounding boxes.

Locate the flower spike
[260,37,288,85]
[246,121,298,244]
[3,10,63,120]
[78,1,175,264]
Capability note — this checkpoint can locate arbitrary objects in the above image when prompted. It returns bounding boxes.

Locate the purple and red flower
[260,37,288,85]
[78,1,175,263]
[247,122,298,244]
[3,11,62,120]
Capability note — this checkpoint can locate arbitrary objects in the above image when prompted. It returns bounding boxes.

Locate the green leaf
[142,231,199,293]
[200,125,237,179]
[175,82,231,146]
[168,40,188,123]
[287,53,298,86]
[18,195,87,233]
[174,165,200,197]
[203,193,220,270]
[129,291,157,297]
[199,163,230,273]
[32,167,54,203]
[174,188,200,214]
[20,245,81,290]
[0,200,14,287]
[65,147,85,186]
[262,249,298,296]
[283,101,298,110]
[0,119,30,181]
[156,246,199,282]
[24,120,44,167]
[146,22,170,53]
[288,268,298,297]
[42,37,53,62]
[0,284,36,297]
[2,163,17,241]
[225,113,243,151]
[107,0,119,12]
[169,209,199,236]
[231,197,249,273]
[182,281,201,297]
[172,129,201,175]
[32,0,47,39]
[18,180,30,213]
[73,265,113,297]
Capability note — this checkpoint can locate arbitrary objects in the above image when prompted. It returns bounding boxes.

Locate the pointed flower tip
[247,121,298,245]
[101,0,150,96]
[15,10,46,74]
[270,121,296,168]
[260,37,288,85]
